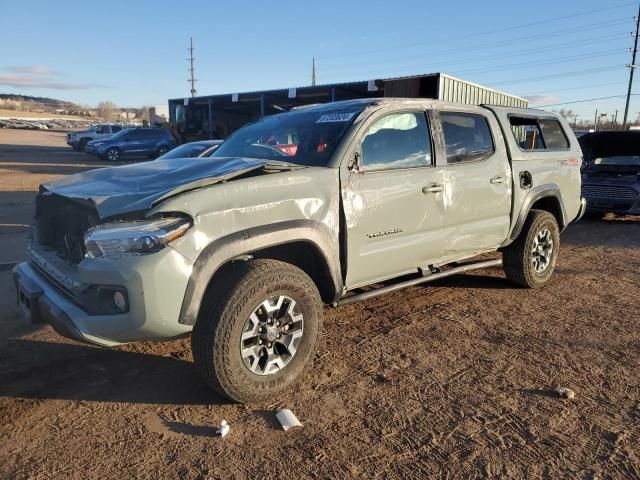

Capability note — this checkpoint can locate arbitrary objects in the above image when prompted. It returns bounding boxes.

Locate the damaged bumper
[13,246,194,347]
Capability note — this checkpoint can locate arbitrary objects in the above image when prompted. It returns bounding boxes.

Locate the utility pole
[188,37,197,97]
[573,114,578,128]
[594,108,598,131]
[614,109,619,128]
[311,58,317,86]
[623,4,640,129]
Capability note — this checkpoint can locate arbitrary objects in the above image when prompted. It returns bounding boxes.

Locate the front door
[341,110,448,288]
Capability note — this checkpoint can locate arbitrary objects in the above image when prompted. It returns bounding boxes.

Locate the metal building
[168,72,527,143]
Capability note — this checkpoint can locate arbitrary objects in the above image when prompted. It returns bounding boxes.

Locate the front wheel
[105,147,121,161]
[191,259,323,403]
[503,210,560,288]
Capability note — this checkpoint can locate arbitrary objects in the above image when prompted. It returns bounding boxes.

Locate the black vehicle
[580,131,640,215]
[156,140,222,160]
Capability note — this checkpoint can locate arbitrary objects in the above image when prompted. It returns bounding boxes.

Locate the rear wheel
[105,147,121,161]
[156,145,170,158]
[191,259,323,403]
[503,210,560,288]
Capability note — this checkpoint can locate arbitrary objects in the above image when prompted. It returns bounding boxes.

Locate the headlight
[92,142,104,147]
[84,216,191,259]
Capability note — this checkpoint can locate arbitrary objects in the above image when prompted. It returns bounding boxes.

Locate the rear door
[122,130,144,153]
[341,109,449,288]
[434,108,512,261]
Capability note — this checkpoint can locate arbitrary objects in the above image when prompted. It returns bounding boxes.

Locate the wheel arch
[505,184,567,245]
[178,220,343,326]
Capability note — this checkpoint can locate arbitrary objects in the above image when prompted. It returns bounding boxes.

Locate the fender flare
[177,219,343,326]
[507,184,567,243]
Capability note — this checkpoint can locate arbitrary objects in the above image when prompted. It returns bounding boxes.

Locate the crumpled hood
[42,156,280,219]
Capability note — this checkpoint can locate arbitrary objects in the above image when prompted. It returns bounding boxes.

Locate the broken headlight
[84,216,191,259]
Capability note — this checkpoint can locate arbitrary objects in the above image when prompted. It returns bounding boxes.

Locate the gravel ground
[1,129,639,479]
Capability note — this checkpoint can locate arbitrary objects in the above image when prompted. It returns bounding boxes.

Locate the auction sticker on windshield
[316,112,356,123]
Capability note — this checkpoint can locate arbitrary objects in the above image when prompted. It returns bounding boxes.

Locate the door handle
[422,184,444,194]
[490,175,506,184]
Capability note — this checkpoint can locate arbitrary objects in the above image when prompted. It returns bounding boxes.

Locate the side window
[111,125,122,133]
[539,119,569,149]
[509,117,545,150]
[440,112,495,164]
[360,112,432,171]
[127,130,142,139]
[97,125,109,134]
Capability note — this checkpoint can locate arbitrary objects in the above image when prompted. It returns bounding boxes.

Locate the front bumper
[13,246,194,347]
[582,182,640,215]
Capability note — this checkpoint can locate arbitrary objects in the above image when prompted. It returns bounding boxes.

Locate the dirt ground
[0,129,639,479]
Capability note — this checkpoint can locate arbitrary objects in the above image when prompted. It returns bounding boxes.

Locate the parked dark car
[85,128,176,161]
[156,140,223,160]
[580,131,640,215]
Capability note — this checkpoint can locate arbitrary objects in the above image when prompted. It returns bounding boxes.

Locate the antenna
[311,58,316,86]
[188,37,197,97]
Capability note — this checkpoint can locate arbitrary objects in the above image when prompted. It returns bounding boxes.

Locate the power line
[533,94,638,108]
[484,65,624,87]
[318,3,635,60]
[321,30,627,76]
[453,49,626,77]
[521,81,628,96]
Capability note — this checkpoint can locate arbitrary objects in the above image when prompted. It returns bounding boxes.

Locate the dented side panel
[151,166,341,266]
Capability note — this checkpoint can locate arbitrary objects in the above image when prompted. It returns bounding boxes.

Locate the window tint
[127,130,144,139]
[441,112,494,164]
[539,119,569,148]
[111,125,122,133]
[97,125,110,134]
[360,112,432,171]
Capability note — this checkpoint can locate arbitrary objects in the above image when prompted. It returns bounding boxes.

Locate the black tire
[78,138,90,151]
[71,144,82,152]
[503,209,560,288]
[156,145,170,158]
[105,147,121,161]
[191,259,323,403]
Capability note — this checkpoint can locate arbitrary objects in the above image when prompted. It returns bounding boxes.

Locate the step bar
[334,259,503,307]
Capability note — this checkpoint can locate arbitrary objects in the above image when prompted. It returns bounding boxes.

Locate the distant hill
[0,93,77,107]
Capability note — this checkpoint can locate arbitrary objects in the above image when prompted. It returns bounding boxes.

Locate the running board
[335,259,503,307]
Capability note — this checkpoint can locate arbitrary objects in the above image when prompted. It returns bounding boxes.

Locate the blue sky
[1,0,638,122]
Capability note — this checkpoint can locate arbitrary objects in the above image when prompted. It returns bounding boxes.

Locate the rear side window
[509,116,569,150]
[111,126,122,133]
[539,119,569,148]
[360,112,432,171]
[440,112,494,164]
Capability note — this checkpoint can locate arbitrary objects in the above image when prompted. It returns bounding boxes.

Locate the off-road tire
[503,209,560,288]
[191,259,323,403]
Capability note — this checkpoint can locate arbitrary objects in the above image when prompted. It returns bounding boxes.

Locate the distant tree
[97,101,117,121]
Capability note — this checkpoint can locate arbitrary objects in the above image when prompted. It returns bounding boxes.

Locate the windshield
[108,129,129,140]
[212,106,364,167]
[158,143,210,160]
[594,155,640,167]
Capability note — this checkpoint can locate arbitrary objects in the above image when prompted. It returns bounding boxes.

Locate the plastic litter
[216,420,230,437]
[557,387,576,400]
[275,409,302,431]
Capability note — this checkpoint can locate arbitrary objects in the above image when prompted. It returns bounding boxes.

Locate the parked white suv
[66,124,125,152]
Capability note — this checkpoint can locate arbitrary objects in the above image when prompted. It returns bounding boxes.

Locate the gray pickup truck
[15,99,586,403]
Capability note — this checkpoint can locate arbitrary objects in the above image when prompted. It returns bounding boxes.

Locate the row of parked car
[0,118,95,130]
[67,123,223,161]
